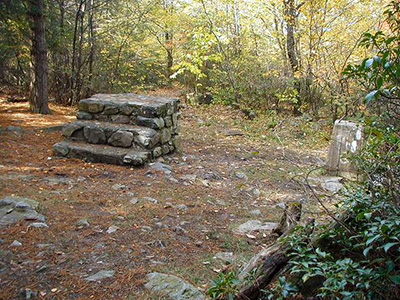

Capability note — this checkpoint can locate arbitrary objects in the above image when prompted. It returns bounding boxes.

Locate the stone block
[123,151,150,166]
[104,105,119,115]
[326,120,363,179]
[160,128,172,144]
[162,144,170,155]
[76,111,93,120]
[135,116,165,129]
[164,116,173,127]
[110,115,131,124]
[108,130,134,148]
[62,122,83,138]
[152,147,163,158]
[84,126,107,144]
[79,99,105,113]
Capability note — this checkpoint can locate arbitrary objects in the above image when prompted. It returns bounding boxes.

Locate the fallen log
[235,202,304,300]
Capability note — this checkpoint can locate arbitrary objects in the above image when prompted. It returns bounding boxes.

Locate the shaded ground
[0,93,332,299]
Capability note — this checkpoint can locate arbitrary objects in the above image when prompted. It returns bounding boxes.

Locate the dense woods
[0,0,399,299]
[0,0,386,118]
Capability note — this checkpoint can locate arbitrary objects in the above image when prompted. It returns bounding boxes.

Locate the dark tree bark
[27,0,50,114]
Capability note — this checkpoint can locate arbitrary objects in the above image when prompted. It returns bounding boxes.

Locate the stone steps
[53,94,180,166]
[62,120,160,149]
[53,141,151,166]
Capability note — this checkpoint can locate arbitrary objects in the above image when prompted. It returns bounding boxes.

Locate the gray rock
[28,222,48,228]
[153,147,163,158]
[106,225,119,234]
[110,114,131,124]
[123,151,150,166]
[133,127,160,149]
[19,288,38,299]
[235,172,248,180]
[119,104,133,115]
[84,126,107,144]
[6,125,23,132]
[234,220,278,234]
[53,142,70,156]
[164,116,173,127]
[213,252,234,265]
[249,209,261,216]
[62,122,83,138]
[10,240,22,247]
[136,116,165,129]
[104,105,119,115]
[171,136,181,150]
[326,120,363,179]
[0,196,45,226]
[130,198,140,205]
[108,130,134,148]
[142,197,158,204]
[150,162,172,174]
[84,270,115,282]
[145,272,205,300]
[175,204,188,210]
[77,219,90,227]
[79,99,105,113]
[223,129,244,136]
[76,111,93,120]
[112,183,127,190]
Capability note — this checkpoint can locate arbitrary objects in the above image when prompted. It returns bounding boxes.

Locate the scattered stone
[150,162,172,174]
[19,288,38,300]
[112,183,127,191]
[106,225,119,234]
[235,172,248,180]
[28,222,49,229]
[142,197,158,204]
[213,252,234,265]
[130,198,140,205]
[180,174,197,181]
[175,204,188,210]
[10,240,22,247]
[252,188,261,197]
[249,209,261,216]
[145,272,205,300]
[234,220,278,235]
[141,225,153,232]
[6,125,23,132]
[222,129,244,136]
[0,196,45,226]
[76,219,90,227]
[309,176,344,193]
[84,270,115,282]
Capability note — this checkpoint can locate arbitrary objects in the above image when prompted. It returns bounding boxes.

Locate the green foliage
[262,276,299,300]
[206,271,240,300]
[342,1,400,121]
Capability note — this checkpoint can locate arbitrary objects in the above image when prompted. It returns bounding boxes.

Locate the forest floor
[0,91,334,299]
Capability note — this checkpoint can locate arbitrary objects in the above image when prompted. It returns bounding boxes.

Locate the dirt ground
[0,93,332,299]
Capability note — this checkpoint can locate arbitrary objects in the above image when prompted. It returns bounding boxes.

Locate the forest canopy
[0,0,388,118]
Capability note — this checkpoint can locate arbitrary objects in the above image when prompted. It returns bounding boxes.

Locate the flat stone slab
[0,196,45,226]
[145,272,205,300]
[53,141,151,166]
[234,220,278,235]
[84,270,115,282]
[79,93,179,118]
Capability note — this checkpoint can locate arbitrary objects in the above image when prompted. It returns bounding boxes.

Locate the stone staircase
[53,93,180,166]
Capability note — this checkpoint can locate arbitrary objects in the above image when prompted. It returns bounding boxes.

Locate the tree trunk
[28,0,50,114]
[284,0,302,116]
